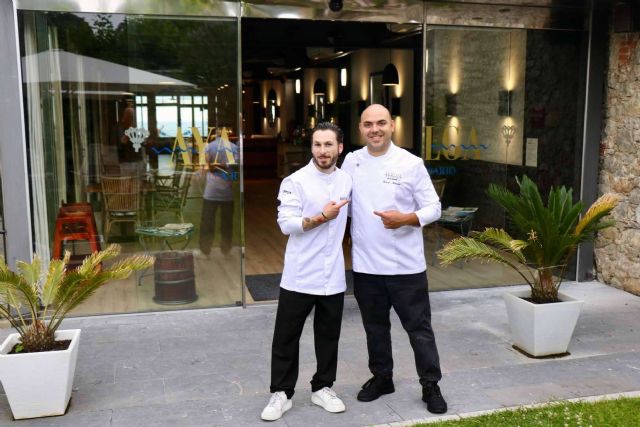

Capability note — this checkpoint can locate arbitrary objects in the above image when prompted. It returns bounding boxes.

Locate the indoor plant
[0,244,153,419]
[438,175,618,356]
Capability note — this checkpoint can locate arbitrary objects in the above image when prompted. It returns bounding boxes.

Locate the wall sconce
[267,89,277,127]
[295,78,301,95]
[390,97,401,116]
[498,89,512,116]
[382,63,399,86]
[313,78,326,95]
[357,100,367,115]
[340,68,347,87]
[445,93,458,117]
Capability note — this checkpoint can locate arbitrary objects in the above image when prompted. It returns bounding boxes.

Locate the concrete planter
[0,329,81,419]
[503,290,583,357]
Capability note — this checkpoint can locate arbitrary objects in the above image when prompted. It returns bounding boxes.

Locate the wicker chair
[101,175,141,242]
[153,167,193,223]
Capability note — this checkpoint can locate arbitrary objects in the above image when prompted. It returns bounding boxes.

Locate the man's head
[359,104,395,155]
[311,122,344,172]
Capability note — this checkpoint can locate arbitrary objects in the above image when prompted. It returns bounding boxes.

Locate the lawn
[415,397,640,427]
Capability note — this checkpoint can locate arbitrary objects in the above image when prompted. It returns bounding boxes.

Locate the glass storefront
[19,10,242,314]
[8,2,592,314]
[424,27,587,289]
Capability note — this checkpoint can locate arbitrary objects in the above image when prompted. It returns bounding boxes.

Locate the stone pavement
[1,281,639,426]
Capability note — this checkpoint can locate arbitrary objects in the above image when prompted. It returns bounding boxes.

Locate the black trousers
[199,199,233,254]
[270,288,345,399]
[353,271,442,386]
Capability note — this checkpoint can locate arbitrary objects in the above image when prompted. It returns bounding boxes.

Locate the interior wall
[428,29,526,165]
[349,48,414,149]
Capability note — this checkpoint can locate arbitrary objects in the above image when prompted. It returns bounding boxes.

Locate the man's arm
[303,200,349,231]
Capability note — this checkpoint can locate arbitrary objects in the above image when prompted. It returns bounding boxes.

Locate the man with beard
[261,122,352,421]
[341,104,447,414]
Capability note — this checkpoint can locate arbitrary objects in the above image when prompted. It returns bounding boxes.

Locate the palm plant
[438,176,618,303]
[0,244,153,353]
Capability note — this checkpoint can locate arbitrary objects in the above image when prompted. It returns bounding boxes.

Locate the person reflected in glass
[197,133,239,258]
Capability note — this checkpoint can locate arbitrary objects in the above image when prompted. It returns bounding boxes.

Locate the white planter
[0,329,81,419]
[503,290,583,357]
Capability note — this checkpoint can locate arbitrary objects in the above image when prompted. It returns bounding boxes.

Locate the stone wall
[596,32,640,296]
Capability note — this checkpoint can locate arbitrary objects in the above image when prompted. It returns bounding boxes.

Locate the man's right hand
[322,200,349,220]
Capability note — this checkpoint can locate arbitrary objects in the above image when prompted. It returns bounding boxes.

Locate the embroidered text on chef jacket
[341,142,441,275]
[277,160,352,295]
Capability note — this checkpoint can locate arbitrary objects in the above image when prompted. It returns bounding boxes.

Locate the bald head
[359,103,395,156]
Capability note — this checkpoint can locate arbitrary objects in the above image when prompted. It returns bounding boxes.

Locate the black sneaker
[356,375,395,402]
[422,382,447,414]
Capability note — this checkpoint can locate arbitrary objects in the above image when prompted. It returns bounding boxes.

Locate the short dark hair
[312,121,344,145]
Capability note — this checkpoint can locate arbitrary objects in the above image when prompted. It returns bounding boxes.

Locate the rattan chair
[153,167,193,223]
[101,175,141,242]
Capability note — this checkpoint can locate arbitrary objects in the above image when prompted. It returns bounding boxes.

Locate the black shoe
[422,382,447,414]
[357,375,395,402]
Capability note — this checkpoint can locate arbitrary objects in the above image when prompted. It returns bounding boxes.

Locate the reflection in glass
[19,11,241,315]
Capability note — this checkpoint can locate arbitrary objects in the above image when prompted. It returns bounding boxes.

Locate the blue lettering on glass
[212,170,239,181]
[427,166,457,176]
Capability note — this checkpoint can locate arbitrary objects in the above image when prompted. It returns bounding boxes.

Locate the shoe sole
[311,395,346,413]
[356,386,395,402]
[261,400,292,421]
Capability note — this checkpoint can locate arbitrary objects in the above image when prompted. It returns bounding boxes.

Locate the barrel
[153,251,198,304]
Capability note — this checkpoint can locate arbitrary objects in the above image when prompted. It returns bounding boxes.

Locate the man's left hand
[373,210,418,229]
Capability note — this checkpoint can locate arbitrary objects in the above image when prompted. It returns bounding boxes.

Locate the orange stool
[52,203,101,263]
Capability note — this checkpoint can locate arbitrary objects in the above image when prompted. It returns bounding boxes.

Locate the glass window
[424,27,586,290]
[19,11,241,315]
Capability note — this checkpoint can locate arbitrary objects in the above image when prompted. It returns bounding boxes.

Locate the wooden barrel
[153,251,198,304]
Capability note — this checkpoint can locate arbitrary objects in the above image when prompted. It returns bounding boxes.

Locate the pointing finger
[336,200,349,209]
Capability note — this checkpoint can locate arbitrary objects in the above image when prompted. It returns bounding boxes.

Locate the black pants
[353,271,442,386]
[199,200,233,254]
[270,288,344,399]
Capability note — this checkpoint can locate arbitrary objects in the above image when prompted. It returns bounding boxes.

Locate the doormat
[246,270,354,302]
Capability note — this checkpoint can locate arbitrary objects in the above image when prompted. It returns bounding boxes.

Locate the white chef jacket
[341,142,441,275]
[277,160,352,295]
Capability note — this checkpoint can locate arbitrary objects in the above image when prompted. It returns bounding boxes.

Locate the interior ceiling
[242,18,422,81]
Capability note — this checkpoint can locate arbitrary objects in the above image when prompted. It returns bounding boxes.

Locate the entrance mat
[246,270,354,302]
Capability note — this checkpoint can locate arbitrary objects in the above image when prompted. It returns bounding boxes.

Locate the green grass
[415,397,640,427]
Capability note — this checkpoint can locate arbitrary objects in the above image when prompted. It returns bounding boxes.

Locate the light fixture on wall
[382,63,399,86]
[295,78,301,94]
[390,97,401,116]
[313,78,326,95]
[445,93,458,117]
[498,89,513,116]
[340,68,347,87]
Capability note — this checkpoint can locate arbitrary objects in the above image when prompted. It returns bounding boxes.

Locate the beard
[312,154,338,170]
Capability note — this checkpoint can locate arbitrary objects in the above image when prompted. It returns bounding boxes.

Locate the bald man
[341,104,447,414]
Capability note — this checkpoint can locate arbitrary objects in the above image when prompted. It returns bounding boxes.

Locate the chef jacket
[277,160,352,295]
[341,142,441,275]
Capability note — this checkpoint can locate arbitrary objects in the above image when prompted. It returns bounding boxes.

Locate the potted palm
[0,244,153,419]
[438,176,618,357]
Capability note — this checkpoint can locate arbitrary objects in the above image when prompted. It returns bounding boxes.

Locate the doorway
[241,18,424,303]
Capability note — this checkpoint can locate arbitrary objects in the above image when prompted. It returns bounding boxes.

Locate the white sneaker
[311,387,346,413]
[261,391,292,421]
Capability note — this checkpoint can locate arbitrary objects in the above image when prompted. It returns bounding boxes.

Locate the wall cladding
[596,31,640,296]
